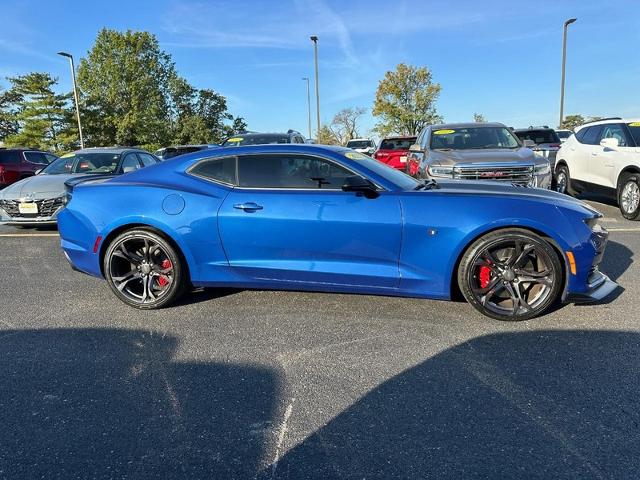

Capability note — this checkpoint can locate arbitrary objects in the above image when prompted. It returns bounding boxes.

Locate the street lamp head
[310,35,318,42]
[564,18,577,27]
[57,51,72,58]
[302,77,309,81]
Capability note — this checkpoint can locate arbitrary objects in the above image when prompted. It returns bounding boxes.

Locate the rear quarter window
[0,150,23,164]
[189,157,237,185]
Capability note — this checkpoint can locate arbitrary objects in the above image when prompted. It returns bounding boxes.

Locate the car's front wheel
[555,164,571,194]
[457,229,563,321]
[104,228,187,309]
[617,173,640,220]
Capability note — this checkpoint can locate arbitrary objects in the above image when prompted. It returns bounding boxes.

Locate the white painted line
[270,398,295,476]
[607,228,640,232]
[0,233,59,237]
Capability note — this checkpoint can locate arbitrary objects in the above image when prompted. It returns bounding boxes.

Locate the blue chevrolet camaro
[57,145,618,320]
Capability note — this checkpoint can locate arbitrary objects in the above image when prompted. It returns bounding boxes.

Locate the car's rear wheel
[457,229,563,321]
[617,173,640,220]
[104,229,187,309]
[555,164,571,195]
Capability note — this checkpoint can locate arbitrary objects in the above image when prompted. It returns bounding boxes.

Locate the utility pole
[302,77,312,140]
[559,18,577,128]
[310,36,320,139]
[57,51,84,149]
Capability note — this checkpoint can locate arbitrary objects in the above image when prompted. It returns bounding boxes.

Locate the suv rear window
[514,130,560,144]
[0,150,22,164]
[379,138,416,150]
[627,122,640,146]
[24,151,49,164]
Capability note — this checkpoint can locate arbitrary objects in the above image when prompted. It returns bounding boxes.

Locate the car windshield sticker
[628,122,640,127]
[344,151,369,160]
[60,153,75,158]
[227,137,243,142]
[433,129,455,135]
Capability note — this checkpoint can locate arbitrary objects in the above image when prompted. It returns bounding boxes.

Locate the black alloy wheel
[104,229,187,309]
[458,229,563,321]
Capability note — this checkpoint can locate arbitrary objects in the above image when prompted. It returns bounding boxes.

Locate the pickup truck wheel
[555,165,571,195]
[618,173,640,220]
[458,229,563,321]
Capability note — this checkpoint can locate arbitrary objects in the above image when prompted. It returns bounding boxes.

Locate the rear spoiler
[64,174,116,194]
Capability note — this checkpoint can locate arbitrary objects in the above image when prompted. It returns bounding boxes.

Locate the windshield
[430,127,520,150]
[379,138,416,150]
[343,151,419,190]
[627,122,640,145]
[222,135,289,146]
[42,152,121,175]
[346,140,373,149]
[514,129,560,145]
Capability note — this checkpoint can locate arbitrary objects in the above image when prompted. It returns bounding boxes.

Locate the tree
[372,63,442,137]
[316,124,339,145]
[329,107,366,145]
[0,87,21,141]
[226,116,248,136]
[473,113,486,123]
[195,89,233,143]
[559,114,602,130]
[2,73,75,151]
[77,29,176,149]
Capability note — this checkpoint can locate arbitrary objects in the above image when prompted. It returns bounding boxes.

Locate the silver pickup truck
[406,122,552,188]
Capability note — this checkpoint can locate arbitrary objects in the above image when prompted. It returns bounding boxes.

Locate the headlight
[427,165,454,177]
[584,215,603,231]
[534,162,551,175]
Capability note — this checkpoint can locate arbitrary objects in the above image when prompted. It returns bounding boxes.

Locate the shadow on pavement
[269,330,640,479]
[600,239,634,282]
[0,328,283,479]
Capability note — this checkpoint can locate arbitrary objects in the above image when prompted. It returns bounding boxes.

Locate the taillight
[93,235,102,254]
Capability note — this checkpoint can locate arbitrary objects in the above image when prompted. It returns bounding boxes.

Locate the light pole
[302,77,312,140]
[559,18,577,128]
[310,35,320,139]
[57,51,84,149]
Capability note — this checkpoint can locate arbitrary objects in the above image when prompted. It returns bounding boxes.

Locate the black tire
[104,228,187,309]
[617,173,640,220]
[554,164,571,195]
[457,229,563,321]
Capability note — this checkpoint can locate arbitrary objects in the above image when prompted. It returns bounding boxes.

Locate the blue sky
[1,0,639,138]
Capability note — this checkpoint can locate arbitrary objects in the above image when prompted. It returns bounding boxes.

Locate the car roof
[430,122,507,130]
[71,147,146,154]
[381,135,416,140]
[576,117,640,132]
[0,147,49,152]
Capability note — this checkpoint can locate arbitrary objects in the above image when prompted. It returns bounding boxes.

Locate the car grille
[0,197,64,218]
[452,165,534,186]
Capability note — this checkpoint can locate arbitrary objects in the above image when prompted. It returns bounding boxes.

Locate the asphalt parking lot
[1,196,639,479]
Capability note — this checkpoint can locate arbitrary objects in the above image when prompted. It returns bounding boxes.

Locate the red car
[373,136,416,171]
[0,148,57,188]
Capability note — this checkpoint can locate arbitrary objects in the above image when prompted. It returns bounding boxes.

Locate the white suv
[555,118,640,219]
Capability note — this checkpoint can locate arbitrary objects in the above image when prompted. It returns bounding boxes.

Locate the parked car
[57,144,617,321]
[0,148,58,188]
[555,117,640,219]
[0,147,160,226]
[513,127,561,173]
[346,138,377,155]
[373,136,416,170]
[556,129,573,143]
[406,122,552,188]
[221,130,306,146]
[154,144,218,160]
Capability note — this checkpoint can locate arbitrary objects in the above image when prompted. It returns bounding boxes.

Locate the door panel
[218,189,402,288]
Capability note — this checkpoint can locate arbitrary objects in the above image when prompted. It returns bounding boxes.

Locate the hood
[429,147,537,166]
[0,174,78,200]
[432,179,599,214]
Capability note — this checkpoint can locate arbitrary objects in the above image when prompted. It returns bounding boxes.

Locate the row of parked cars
[2,118,640,226]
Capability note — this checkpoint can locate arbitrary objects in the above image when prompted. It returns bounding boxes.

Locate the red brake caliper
[157,259,172,287]
[478,265,491,289]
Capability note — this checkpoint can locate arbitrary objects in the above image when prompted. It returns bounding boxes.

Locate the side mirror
[342,175,379,199]
[523,139,536,148]
[409,143,422,152]
[35,168,43,175]
[600,137,619,149]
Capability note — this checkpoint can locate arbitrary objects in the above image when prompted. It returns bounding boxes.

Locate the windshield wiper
[414,179,440,190]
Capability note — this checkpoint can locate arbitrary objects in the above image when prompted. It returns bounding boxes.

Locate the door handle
[233,202,263,211]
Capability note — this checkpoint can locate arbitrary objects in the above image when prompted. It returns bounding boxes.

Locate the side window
[121,153,141,173]
[0,150,23,164]
[600,124,629,147]
[24,151,49,164]
[419,130,429,149]
[138,153,158,167]
[237,154,353,189]
[574,128,587,143]
[44,154,58,164]
[582,126,603,146]
[190,156,237,185]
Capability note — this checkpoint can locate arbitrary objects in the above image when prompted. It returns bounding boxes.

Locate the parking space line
[0,233,59,237]
[607,228,640,232]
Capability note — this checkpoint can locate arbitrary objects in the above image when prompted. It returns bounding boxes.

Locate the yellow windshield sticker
[433,129,455,135]
[345,151,369,160]
[628,122,640,127]
[226,137,243,142]
[60,153,75,158]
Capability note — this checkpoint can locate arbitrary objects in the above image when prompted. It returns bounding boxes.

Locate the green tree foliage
[372,63,442,137]
[473,113,486,123]
[316,124,339,145]
[329,107,366,145]
[2,73,76,151]
[559,114,602,130]
[227,116,248,136]
[0,87,21,141]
